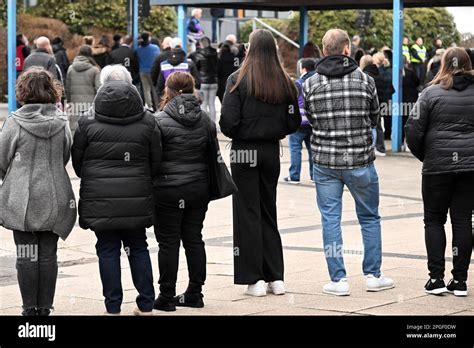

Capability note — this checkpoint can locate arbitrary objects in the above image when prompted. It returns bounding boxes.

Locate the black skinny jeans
[13,230,59,310]
[422,172,474,281]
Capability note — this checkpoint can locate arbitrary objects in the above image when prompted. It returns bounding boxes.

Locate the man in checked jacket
[303,29,395,296]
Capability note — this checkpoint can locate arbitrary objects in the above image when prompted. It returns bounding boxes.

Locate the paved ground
[1,103,473,316]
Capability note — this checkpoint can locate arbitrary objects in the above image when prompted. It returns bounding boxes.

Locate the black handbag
[207,121,238,201]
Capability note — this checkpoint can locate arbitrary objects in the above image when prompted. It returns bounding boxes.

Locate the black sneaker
[446,279,468,297]
[172,292,204,308]
[21,308,37,316]
[425,279,448,295]
[153,294,176,312]
[37,308,51,316]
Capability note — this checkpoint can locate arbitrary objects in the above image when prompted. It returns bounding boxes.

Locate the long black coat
[192,47,218,84]
[153,94,212,188]
[405,74,474,175]
[72,81,161,232]
[220,71,301,141]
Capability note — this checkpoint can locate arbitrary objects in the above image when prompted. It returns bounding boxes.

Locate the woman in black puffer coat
[405,47,474,297]
[152,72,214,312]
[72,77,161,315]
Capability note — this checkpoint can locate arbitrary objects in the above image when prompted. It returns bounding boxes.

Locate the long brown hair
[160,72,195,109]
[431,47,474,90]
[230,29,297,104]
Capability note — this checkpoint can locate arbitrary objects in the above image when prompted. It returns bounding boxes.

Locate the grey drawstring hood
[11,104,68,139]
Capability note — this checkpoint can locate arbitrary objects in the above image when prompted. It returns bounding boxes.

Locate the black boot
[172,292,204,308]
[21,308,37,316]
[153,294,176,312]
[37,308,52,316]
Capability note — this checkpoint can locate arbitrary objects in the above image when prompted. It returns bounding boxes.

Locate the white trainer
[245,280,267,297]
[366,274,395,292]
[267,280,286,295]
[322,278,350,296]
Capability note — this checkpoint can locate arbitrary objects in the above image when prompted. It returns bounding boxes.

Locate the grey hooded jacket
[0,104,77,240]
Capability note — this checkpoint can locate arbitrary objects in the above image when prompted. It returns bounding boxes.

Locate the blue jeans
[313,162,382,281]
[289,126,313,181]
[95,229,155,313]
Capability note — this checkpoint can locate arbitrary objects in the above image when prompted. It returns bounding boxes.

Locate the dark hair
[16,34,25,45]
[200,36,211,48]
[16,67,60,104]
[160,72,195,109]
[113,34,122,43]
[231,29,297,104]
[301,58,316,72]
[78,45,100,69]
[98,34,110,48]
[141,32,150,42]
[302,42,322,59]
[431,47,473,89]
[84,36,94,46]
[354,48,365,65]
[52,37,63,45]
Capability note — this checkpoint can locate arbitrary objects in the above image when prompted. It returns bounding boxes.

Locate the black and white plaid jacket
[303,55,380,169]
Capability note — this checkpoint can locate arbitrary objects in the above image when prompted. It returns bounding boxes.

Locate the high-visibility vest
[410,44,426,63]
[402,45,411,62]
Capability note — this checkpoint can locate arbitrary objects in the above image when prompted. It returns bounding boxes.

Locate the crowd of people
[2,14,474,316]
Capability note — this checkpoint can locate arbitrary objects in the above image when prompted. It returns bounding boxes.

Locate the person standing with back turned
[304,29,394,296]
[220,29,301,297]
[405,47,474,297]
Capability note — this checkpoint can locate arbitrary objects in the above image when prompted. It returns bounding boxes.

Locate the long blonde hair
[431,47,474,90]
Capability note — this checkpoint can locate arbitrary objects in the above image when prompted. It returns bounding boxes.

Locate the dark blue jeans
[94,229,155,313]
[288,126,313,181]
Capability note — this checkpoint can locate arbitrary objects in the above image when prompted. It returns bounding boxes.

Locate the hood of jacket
[11,104,67,139]
[72,55,95,72]
[452,73,474,91]
[163,94,202,127]
[52,44,65,54]
[167,49,187,66]
[94,80,145,125]
[363,64,380,78]
[316,55,359,77]
[198,46,217,58]
[301,70,317,82]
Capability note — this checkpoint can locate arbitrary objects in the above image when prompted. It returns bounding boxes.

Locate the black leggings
[422,172,474,281]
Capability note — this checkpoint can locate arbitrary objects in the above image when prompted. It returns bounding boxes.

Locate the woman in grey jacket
[0,68,77,316]
[66,45,101,133]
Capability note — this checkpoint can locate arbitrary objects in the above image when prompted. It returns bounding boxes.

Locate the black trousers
[231,140,284,285]
[13,230,59,310]
[154,182,209,298]
[422,172,474,281]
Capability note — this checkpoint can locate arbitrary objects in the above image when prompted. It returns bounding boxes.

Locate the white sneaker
[245,280,267,297]
[267,280,286,295]
[322,278,350,296]
[366,274,395,292]
[375,150,387,157]
[133,307,153,316]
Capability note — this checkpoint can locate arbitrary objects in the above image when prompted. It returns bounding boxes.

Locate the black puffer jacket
[405,73,474,175]
[153,94,212,187]
[72,80,161,231]
[220,71,301,141]
[193,47,218,84]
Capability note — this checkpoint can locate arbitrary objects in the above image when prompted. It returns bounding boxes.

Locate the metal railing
[252,17,300,49]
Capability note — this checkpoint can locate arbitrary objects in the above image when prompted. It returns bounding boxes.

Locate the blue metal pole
[391,0,404,152]
[7,0,17,114]
[177,5,187,54]
[132,0,139,50]
[299,6,308,58]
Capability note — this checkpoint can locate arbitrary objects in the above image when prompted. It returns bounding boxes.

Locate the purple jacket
[296,70,316,126]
